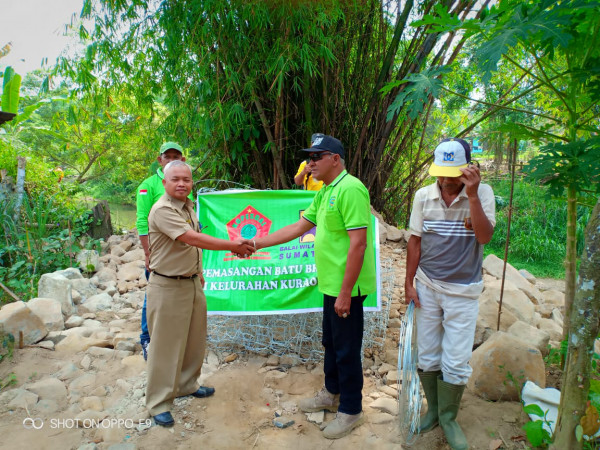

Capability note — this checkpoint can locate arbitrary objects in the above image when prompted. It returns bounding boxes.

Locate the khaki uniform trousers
[145,274,207,415]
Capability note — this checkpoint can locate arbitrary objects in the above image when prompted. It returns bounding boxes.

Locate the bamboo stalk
[0,280,21,302]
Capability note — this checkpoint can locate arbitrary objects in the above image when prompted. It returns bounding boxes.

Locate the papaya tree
[398,0,600,335]
[403,1,600,447]
[467,0,600,338]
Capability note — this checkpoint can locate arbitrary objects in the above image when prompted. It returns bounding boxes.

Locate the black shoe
[190,386,215,398]
[153,411,174,427]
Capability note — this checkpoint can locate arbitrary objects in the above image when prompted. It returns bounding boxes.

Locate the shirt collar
[327,170,348,188]
[430,180,468,200]
[157,168,165,180]
[165,193,193,210]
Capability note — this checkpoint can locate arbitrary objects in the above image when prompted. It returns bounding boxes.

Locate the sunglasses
[308,152,335,162]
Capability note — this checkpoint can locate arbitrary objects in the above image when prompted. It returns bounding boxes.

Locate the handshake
[232,239,258,259]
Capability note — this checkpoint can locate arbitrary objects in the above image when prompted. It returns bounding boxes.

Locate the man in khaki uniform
[145,160,255,427]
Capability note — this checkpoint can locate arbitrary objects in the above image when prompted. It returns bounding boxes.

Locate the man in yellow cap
[136,142,190,359]
[404,138,495,450]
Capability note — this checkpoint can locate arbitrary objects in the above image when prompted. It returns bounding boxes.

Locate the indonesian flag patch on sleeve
[139,189,148,195]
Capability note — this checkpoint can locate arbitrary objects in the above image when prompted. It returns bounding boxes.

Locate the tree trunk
[551,199,600,450]
[14,156,26,221]
[563,184,577,340]
[493,141,503,170]
[88,200,114,240]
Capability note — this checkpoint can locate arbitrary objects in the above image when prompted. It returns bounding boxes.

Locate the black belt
[153,271,198,280]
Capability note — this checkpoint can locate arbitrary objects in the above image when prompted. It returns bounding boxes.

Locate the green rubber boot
[438,377,469,450]
[418,370,442,433]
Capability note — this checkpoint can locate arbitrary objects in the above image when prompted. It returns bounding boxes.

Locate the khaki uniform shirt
[148,194,202,276]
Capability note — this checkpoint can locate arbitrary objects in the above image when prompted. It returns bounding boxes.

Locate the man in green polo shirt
[136,142,191,359]
[254,135,375,439]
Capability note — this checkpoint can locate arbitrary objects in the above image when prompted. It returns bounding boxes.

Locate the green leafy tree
[467,0,600,340]
[390,3,599,446]
[59,0,486,222]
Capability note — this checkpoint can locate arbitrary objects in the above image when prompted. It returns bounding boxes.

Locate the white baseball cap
[429,138,471,177]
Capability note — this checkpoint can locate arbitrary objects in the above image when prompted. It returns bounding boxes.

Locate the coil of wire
[397,300,421,445]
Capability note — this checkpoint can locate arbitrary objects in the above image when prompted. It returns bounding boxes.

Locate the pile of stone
[468,254,566,401]
[0,232,148,352]
[0,232,154,437]
[0,224,573,441]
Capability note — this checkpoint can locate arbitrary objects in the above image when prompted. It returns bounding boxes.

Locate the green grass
[484,176,592,279]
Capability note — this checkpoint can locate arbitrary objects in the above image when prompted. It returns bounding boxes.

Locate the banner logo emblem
[226,205,272,260]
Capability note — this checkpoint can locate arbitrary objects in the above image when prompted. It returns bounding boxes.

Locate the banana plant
[1,66,22,115]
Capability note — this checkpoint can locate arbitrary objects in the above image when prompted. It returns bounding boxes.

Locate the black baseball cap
[302,134,345,159]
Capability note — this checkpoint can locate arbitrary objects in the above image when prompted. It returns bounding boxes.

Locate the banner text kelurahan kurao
[203,264,318,291]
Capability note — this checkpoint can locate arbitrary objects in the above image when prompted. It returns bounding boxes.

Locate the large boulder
[70,278,99,301]
[468,331,545,401]
[110,245,126,257]
[378,226,387,243]
[479,279,536,324]
[76,249,100,273]
[37,272,75,316]
[118,240,134,252]
[535,303,556,319]
[78,293,113,314]
[117,261,144,282]
[385,226,404,242]
[0,301,48,344]
[26,378,68,409]
[55,334,111,353]
[518,269,536,283]
[482,254,544,304]
[538,318,563,342]
[120,248,145,264]
[474,298,519,346]
[54,268,84,280]
[96,267,118,284]
[120,291,144,309]
[551,308,564,327]
[541,290,565,309]
[65,316,84,329]
[26,298,64,331]
[507,321,551,356]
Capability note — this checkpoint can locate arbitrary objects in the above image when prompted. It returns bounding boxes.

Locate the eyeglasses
[308,152,334,162]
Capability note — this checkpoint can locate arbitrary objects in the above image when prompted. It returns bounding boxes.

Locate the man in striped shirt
[405,138,495,450]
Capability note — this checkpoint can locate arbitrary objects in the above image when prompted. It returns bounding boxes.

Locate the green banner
[197,190,381,315]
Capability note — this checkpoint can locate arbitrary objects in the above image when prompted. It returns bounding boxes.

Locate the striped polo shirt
[409,181,495,292]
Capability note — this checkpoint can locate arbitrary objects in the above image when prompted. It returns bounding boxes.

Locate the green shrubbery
[485,176,592,279]
[0,190,96,303]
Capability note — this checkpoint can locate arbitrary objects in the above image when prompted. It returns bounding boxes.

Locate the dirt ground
[0,243,552,450]
[0,347,532,450]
